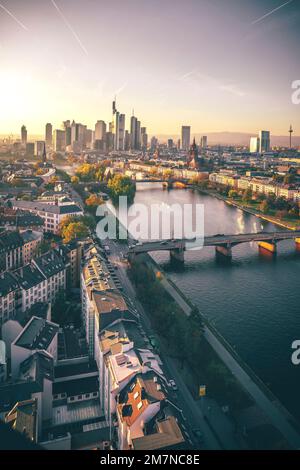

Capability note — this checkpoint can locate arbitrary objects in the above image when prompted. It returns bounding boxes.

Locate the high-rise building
[200,135,207,149]
[150,136,158,151]
[124,130,131,151]
[130,115,142,150]
[141,127,148,150]
[114,112,125,151]
[53,130,66,152]
[168,139,173,149]
[34,141,45,158]
[259,130,270,153]
[71,120,77,146]
[250,137,260,153]
[21,125,27,146]
[45,123,52,148]
[181,126,191,151]
[95,120,106,141]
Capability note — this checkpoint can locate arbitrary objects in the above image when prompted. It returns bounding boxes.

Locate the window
[137,401,143,410]
[133,392,139,400]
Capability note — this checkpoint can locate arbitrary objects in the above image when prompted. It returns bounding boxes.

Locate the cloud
[51,0,88,56]
[178,70,246,98]
[0,2,29,31]
[251,0,294,25]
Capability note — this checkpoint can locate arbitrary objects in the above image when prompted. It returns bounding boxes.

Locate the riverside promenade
[146,254,300,450]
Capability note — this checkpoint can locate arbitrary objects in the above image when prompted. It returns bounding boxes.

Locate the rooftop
[13,199,82,215]
[5,399,38,443]
[117,372,166,426]
[132,415,185,451]
[14,316,59,351]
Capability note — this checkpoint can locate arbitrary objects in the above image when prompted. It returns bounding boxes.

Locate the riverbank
[196,187,300,231]
[138,252,300,449]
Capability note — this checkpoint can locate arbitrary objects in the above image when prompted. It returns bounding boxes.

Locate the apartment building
[12,200,83,234]
[0,251,66,324]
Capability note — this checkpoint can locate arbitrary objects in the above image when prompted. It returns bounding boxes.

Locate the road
[104,238,225,450]
[142,253,300,450]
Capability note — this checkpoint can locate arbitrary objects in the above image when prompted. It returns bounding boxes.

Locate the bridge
[128,231,300,263]
[133,177,189,188]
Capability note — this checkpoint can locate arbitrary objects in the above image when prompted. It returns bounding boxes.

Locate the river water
[130,183,300,420]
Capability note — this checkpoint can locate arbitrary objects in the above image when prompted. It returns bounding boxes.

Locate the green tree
[260,200,270,214]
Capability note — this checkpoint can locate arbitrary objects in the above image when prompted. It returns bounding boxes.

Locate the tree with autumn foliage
[59,215,95,243]
[85,193,104,207]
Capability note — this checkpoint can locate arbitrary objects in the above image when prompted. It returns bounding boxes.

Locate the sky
[0,0,300,137]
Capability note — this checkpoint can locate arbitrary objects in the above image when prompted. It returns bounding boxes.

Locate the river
[129,182,300,421]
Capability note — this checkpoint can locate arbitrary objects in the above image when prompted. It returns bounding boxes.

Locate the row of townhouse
[12,200,83,234]
[0,250,66,326]
[127,162,208,181]
[0,229,42,273]
[209,172,300,201]
[80,245,188,450]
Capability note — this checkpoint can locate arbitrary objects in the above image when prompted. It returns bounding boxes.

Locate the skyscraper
[141,127,148,150]
[21,125,27,146]
[259,130,270,153]
[114,112,125,151]
[95,120,106,141]
[45,123,52,148]
[200,135,207,149]
[34,141,45,158]
[130,115,141,150]
[250,136,260,153]
[53,130,66,152]
[181,126,191,151]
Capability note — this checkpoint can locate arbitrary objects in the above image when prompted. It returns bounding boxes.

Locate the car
[160,240,168,245]
[213,233,225,237]
[169,379,178,391]
[192,428,204,443]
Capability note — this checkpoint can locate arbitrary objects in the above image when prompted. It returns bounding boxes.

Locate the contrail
[0,2,29,31]
[51,0,88,55]
[251,0,294,25]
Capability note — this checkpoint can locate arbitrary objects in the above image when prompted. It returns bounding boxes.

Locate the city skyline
[1,0,300,135]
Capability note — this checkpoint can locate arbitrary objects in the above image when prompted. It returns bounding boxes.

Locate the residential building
[11,316,58,379]
[12,200,83,234]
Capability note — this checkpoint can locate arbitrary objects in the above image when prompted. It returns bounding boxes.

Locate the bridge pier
[215,245,232,258]
[258,241,277,254]
[170,248,185,264]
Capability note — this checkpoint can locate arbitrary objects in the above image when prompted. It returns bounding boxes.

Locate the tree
[260,200,270,214]
[163,169,174,180]
[228,189,238,199]
[108,174,136,205]
[85,193,104,207]
[61,221,89,243]
[71,176,79,184]
[59,215,95,242]
[242,188,252,204]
